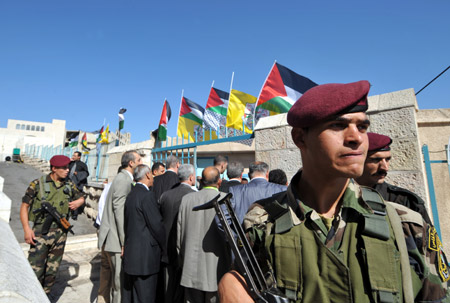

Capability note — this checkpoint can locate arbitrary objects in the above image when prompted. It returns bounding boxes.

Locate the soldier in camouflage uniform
[219,81,449,302]
[20,155,85,295]
[356,132,432,224]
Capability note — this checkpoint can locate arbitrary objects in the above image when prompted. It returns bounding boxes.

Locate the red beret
[50,155,71,167]
[287,80,370,128]
[368,132,392,152]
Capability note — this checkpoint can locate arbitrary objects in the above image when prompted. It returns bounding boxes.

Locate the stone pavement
[21,234,101,303]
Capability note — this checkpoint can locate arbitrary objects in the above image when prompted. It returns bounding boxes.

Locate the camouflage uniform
[243,172,449,302]
[23,174,83,294]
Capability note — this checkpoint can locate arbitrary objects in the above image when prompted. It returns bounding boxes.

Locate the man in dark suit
[122,164,165,303]
[159,164,196,303]
[229,161,287,223]
[152,155,180,202]
[219,161,243,193]
[68,151,90,191]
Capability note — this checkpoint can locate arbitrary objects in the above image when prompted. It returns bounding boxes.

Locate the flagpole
[211,80,215,88]
[226,72,234,137]
[176,89,184,142]
[253,60,276,130]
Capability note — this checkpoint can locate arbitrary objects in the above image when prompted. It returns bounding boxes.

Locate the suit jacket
[152,170,180,203]
[177,188,231,292]
[219,179,241,193]
[159,183,195,264]
[230,178,287,223]
[68,160,89,190]
[98,170,133,253]
[123,183,165,276]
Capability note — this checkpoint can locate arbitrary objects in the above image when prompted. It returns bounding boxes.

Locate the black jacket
[123,183,165,276]
[159,183,195,264]
[152,170,180,203]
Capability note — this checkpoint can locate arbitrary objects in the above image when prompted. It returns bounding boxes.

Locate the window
[21,124,25,130]
[41,126,45,132]
[26,125,30,130]
[16,124,20,129]
[36,126,40,131]
[31,125,35,131]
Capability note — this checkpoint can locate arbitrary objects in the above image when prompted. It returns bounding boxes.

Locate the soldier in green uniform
[356,132,432,224]
[219,81,449,302]
[20,155,85,296]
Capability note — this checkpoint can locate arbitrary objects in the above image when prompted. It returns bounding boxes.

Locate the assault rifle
[33,202,74,235]
[193,193,288,303]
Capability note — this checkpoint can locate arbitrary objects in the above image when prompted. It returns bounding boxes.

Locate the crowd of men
[20,80,449,302]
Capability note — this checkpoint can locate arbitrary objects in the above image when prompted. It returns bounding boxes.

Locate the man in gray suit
[97,150,142,303]
[177,167,231,303]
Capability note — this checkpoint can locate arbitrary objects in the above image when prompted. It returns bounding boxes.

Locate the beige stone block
[269,148,302,181]
[367,88,417,113]
[368,107,418,139]
[255,151,271,167]
[285,126,298,149]
[255,127,287,151]
[389,139,421,171]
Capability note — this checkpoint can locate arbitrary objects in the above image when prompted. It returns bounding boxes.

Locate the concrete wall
[254,88,430,217]
[0,176,12,223]
[417,109,450,248]
[0,216,49,302]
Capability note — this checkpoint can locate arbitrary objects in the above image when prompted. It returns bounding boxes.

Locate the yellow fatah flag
[100,124,109,143]
[226,89,257,134]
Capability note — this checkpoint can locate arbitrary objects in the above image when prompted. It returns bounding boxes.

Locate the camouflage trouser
[27,228,67,294]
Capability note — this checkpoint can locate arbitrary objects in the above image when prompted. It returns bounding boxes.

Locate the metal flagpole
[253,60,277,131]
[226,72,234,137]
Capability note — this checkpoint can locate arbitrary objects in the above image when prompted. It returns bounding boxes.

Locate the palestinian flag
[118,108,127,130]
[96,126,104,143]
[203,87,229,139]
[69,133,79,147]
[255,62,317,121]
[157,100,172,141]
[177,96,205,141]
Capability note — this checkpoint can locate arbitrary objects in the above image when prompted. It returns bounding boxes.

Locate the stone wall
[417,109,450,249]
[254,88,429,212]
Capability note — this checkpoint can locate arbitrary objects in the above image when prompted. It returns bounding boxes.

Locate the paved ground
[0,161,97,242]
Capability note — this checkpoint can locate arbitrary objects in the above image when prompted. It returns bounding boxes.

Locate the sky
[1,1,449,143]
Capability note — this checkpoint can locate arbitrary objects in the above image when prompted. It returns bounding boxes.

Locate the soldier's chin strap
[193,193,289,303]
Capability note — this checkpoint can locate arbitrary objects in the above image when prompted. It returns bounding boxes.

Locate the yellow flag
[226,89,256,134]
[100,124,109,143]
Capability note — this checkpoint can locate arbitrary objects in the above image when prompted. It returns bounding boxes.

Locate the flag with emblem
[203,87,229,139]
[177,96,205,141]
[157,100,172,141]
[226,89,256,134]
[96,125,104,143]
[81,132,90,151]
[255,62,317,121]
[99,125,109,144]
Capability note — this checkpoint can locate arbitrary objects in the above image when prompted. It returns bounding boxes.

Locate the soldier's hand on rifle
[219,270,254,303]
[24,227,36,245]
[69,197,85,210]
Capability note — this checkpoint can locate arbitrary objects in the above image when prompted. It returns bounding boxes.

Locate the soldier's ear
[291,128,307,150]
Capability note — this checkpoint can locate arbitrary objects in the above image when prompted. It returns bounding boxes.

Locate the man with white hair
[159,164,197,303]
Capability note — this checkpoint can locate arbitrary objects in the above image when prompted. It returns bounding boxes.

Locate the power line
[416,65,450,95]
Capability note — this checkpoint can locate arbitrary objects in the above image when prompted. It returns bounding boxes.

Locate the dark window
[36,126,40,131]
[26,125,30,130]
[21,124,25,130]
[16,124,20,129]
[31,125,35,131]
[41,126,45,132]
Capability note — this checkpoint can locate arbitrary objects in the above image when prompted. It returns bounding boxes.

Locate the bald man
[177,167,231,303]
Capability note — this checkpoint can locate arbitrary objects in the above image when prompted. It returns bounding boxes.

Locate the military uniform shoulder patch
[438,250,450,282]
[428,226,441,251]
